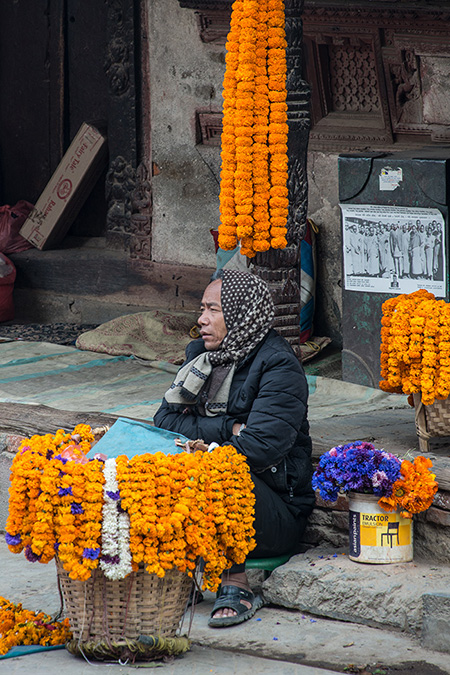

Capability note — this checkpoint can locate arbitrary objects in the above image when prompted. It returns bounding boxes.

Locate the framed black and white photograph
[340,204,446,297]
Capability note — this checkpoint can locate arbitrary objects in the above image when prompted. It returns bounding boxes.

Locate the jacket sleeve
[153,398,237,445]
[230,350,309,472]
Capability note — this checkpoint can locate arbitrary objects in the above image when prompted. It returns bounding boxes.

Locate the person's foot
[212,572,251,620]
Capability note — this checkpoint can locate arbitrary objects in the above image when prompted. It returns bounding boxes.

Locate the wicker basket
[56,559,193,661]
[413,393,450,452]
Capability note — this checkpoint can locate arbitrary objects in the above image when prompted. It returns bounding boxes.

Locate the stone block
[414,520,450,563]
[262,546,450,634]
[433,490,450,512]
[331,510,349,531]
[422,592,450,653]
[426,506,450,528]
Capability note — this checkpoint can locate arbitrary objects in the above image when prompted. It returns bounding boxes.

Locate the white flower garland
[100,458,133,580]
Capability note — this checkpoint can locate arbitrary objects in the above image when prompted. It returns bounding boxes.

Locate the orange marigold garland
[218,0,243,252]
[7,430,256,592]
[378,289,450,405]
[218,0,289,257]
[0,596,72,656]
[116,446,256,592]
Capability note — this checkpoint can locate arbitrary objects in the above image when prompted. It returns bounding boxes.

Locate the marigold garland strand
[0,596,72,656]
[379,289,450,405]
[218,0,289,257]
[7,429,256,592]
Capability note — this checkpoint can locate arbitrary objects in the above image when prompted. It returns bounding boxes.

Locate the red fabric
[0,253,16,322]
[0,200,34,254]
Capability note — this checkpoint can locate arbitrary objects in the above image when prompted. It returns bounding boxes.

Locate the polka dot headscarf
[208,269,275,366]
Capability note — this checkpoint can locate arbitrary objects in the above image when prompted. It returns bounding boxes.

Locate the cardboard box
[20,122,108,250]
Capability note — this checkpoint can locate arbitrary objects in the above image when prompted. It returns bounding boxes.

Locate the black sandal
[208,585,264,628]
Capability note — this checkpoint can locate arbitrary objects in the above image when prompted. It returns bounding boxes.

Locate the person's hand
[232,422,245,436]
[175,438,208,453]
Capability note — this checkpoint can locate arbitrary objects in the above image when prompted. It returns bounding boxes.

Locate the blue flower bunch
[312,441,402,503]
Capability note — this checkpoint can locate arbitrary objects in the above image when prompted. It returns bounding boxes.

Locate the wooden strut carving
[104,0,152,258]
[251,0,311,356]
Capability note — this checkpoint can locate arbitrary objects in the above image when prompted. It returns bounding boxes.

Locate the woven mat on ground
[0,341,409,423]
[76,310,198,365]
[0,341,178,421]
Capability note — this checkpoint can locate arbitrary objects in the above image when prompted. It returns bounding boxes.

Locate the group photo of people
[341,205,446,296]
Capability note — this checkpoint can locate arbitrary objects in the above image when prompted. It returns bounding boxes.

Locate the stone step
[262,544,450,642]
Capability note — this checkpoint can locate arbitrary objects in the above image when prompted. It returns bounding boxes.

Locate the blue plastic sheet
[86,417,189,459]
[0,645,65,660]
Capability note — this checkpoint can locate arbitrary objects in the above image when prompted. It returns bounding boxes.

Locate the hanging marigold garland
[218,0,289,257]
[379,289,450,405]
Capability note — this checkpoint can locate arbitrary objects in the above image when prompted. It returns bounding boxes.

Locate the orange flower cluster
[218,0,289,258]
[7,429,256,591]
[6,425,105,581]
[380,289,450,405]
[116,445,256,591]
[378,455,438,518]
[0,596,72,656]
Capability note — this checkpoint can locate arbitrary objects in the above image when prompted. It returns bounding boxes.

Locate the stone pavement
[1,537,450,675]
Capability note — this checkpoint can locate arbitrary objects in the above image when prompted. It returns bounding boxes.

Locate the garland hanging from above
[218,0,289,258]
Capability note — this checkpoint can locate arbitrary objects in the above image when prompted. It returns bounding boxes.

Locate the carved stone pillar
[251,0,311,356]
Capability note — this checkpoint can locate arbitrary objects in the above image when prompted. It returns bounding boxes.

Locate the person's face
[198,279,227,350]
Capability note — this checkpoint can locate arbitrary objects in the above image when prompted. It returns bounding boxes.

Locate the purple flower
[83,547,101,560]
[312,441,402,501]
[101,554,120,564]
[106,490,121,501]
[58,486,73,497]
[5,532,22,546]
[25,545,41,562]
[54,455,68,464]
[54,542,60,552]
[71,502,84,515]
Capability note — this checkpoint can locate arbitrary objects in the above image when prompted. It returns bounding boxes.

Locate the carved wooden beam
[104,0,152,259]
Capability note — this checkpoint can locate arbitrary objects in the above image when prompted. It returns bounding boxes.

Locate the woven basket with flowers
[380,289,450,451]
[4,425,256,662]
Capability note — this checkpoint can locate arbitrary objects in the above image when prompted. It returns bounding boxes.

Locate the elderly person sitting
[154,269,314,627]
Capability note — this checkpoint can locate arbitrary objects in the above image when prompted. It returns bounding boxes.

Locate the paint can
[348,492,413,564]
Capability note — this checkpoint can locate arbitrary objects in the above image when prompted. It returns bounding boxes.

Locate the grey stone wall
[148,0,223,268]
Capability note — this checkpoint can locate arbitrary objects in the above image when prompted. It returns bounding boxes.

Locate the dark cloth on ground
[0,323,98,345]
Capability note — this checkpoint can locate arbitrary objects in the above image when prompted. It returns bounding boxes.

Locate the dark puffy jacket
[154,329,314,517]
